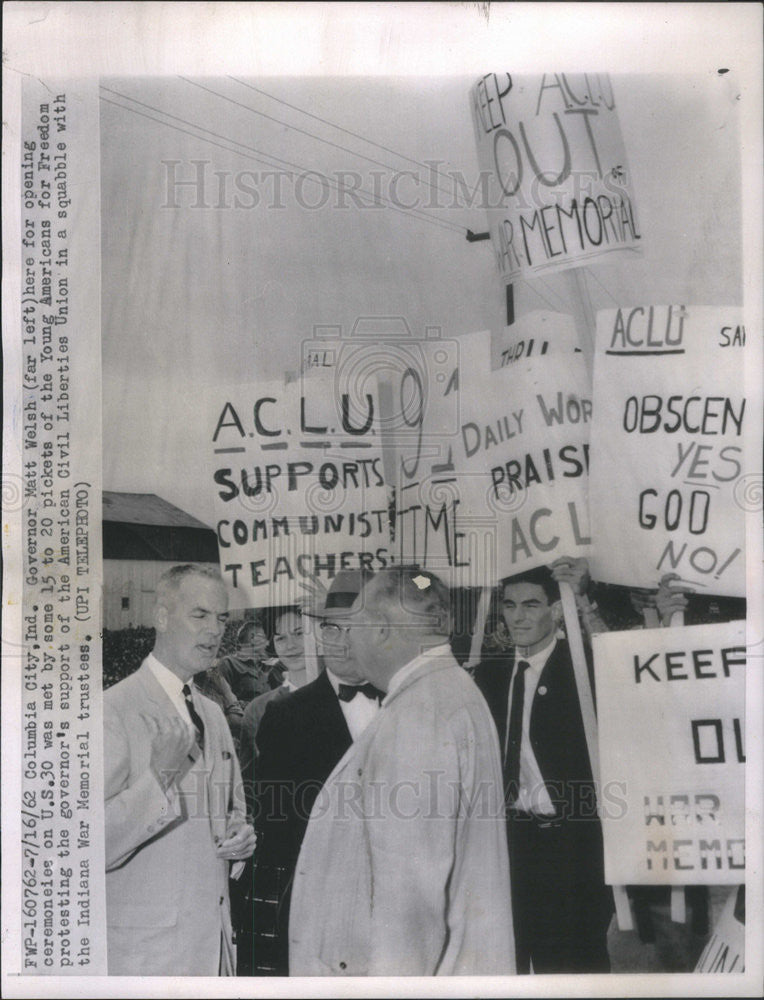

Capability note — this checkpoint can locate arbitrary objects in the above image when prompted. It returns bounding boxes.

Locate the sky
[99,71,743,526]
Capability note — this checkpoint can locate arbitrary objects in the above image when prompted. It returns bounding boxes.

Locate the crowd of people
[102,559,744,977]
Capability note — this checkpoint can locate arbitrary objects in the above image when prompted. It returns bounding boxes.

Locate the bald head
[361,567,451,634]
[343,566,452,691]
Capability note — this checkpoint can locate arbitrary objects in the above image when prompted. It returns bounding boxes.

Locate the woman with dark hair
[239,608,308,772]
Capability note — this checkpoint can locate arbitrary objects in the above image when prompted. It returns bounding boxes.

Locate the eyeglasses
[318,620,355,639]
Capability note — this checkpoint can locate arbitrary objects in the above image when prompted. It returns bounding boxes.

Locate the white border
[3,3,762,998]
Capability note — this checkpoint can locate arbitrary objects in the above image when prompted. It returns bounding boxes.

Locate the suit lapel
[135,660,178,713]
[312,671,352,753]
[480,656,513,748]
[194,687,235,838]
[532,639,571,712]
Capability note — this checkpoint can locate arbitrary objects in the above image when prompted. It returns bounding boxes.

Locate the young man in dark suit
[473,564,612,974]
[237,569,382,976]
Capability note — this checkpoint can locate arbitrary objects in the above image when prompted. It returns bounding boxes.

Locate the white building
[102,491,225,629]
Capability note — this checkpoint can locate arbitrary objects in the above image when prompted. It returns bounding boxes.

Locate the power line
[181,77,458,203]
[535,276,569,311]
[102,84,466,235]
[99,86,467,237]
[583,266,620,306]
[520,278,560,312]
[229,76,461,191]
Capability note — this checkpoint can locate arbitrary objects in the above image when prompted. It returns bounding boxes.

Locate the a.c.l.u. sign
[470,73,641,281]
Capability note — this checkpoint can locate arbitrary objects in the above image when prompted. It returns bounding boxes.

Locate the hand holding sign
[655,572,693,625]
[549,555,590,595]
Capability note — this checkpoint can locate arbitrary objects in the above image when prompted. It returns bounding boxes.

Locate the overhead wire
[535,276,569,312]
[99,85,467,237]
[583,266,620,306]
[229,76,462,191]
[181,77,459,203]
[519,278,562,313]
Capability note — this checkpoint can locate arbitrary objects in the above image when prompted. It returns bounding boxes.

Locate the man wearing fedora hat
[237,569,382,976]
[289,565,514,976]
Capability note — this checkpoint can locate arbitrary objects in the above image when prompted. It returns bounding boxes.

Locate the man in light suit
[473,564,613,973]
[104,564,255,976]
[289,566,515,976]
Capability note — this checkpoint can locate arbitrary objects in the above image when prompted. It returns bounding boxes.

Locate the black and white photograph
[2,3,762,996]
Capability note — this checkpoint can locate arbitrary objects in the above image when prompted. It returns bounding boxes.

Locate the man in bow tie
[238,569,381,976]
[289,566,515,977]
[103,564,255,976]
[473,563,613,974]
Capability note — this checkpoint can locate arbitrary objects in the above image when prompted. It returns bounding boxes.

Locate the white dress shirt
[505,636,557,816]
[326,668,381,742]
[144,653,200,804]
[146,652,195,728]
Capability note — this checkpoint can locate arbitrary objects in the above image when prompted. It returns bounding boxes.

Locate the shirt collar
[384,642,452,702]
[146,651,188,698]
[515,634,557,676]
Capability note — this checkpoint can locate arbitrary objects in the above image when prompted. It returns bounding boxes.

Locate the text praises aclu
[589,306,746,595]
[207,375,391,607]
[451,349,593,579]
[594,621,745,885]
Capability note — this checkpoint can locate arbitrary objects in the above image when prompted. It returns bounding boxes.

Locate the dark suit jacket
[474,639,612,972]
[238,670,352,975]
[253,670,352,860]
[473,638,596,819]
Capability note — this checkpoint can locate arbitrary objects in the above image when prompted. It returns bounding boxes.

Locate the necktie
[337,681,384,704]
[182,683,206,750]
[504,660,530,796]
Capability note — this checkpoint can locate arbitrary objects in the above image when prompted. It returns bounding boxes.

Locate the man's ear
[154,603,169,634]
[375,609,392,645]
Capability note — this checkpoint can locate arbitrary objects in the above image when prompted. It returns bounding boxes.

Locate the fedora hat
[311,568,374,618]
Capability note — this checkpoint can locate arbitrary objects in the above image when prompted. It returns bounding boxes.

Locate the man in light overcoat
[289,566,515,976]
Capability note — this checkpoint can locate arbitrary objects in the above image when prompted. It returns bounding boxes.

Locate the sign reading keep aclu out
[470,74,640,281]
[589,306,747,597]
[594,621,745,885]
[207,376,391,607]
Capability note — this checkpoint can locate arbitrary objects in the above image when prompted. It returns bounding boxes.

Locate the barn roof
[103,492,212,530]
[103,492,218,562]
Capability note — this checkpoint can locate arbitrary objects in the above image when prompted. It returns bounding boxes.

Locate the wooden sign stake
[560,581,634,931]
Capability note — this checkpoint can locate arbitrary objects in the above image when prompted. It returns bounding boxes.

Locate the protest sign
[589,306,747,596]
[594,621,746,886]
[470,73,640,282]
[449,351,593,582]
[389,342,593,587]
[391,329,497,588]
[207,375,391,607]
[299,317,465,494]
[492,309,581,369]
